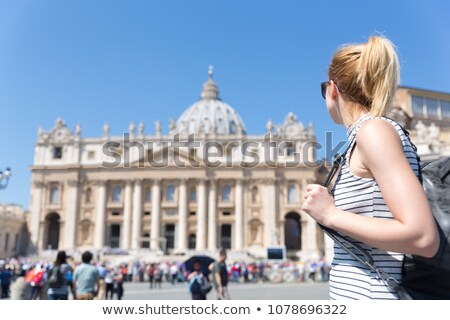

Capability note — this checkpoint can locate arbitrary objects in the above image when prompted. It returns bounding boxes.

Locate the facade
[388,86,450,161]
[0,204,28,259]
[29,68,324,260]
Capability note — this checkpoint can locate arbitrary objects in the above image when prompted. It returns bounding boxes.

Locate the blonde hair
[328,36,400,117]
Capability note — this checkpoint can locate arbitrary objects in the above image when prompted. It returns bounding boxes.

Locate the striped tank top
[329,115,421,300]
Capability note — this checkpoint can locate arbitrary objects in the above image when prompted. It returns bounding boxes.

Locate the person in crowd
[96,262,108,300]
[114,266,125,300]
[73,251,99,300]
[104,267,115,300]
[10,267,31,300]
[147,263,155,289]
[187,260,210,300]
[210,249,230,300]
[47,251,70,300]
[28,264,45,300]
[0,264,12,298]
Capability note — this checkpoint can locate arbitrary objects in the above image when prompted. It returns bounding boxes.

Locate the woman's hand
[301,184,337,226]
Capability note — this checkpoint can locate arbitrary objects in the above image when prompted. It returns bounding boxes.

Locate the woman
[302,35,439,300]
[47,251,70,300]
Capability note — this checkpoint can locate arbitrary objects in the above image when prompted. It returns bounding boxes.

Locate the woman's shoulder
[356,117,403,147]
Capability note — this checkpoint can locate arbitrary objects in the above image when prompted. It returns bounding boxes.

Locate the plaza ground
[120,281,329,300]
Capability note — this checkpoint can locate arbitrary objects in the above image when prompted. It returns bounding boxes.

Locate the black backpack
[400,157,450,299]
[322,130,450,299]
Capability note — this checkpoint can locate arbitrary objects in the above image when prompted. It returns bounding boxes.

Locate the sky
[0,0,449,209]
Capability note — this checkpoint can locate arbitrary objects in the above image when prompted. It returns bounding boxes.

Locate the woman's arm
[302,119,439,257]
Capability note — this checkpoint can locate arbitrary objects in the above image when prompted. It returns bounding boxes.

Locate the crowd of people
[0,250,330,300]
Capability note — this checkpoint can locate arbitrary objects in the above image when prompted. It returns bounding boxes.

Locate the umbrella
[184,255,215,274]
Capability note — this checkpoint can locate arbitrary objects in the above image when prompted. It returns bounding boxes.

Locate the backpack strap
[383,116,423,184]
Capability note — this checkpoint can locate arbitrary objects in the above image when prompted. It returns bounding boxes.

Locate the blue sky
[0,0,449,209]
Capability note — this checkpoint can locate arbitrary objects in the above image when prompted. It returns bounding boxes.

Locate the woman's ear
[329,80,339,100]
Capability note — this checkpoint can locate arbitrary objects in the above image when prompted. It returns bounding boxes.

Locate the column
[122,181,132,249]
[235,179,244,251]
[150,179,161,251]
[94,181,107,249]
[207,179,217,251]
[263,178,278,247]
[177,179,188,251]
[196,179,207,250]
[131,179,142,250]
[30,181,44,252]
[64,180,79,250]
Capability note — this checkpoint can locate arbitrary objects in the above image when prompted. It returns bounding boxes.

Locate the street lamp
[0,167,11,189]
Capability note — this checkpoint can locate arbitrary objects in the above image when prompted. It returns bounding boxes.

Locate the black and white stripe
[329,116,420,300]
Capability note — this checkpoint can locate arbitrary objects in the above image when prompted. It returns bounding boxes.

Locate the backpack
[189,275,212,295]
[30,270,44,287]
[400,157,450,299]
[47,265,67,288]
[322,122,450,299]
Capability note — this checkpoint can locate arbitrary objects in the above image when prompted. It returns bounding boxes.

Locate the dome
[176,67,246,136]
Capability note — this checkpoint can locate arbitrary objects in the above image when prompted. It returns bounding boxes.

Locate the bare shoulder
[356,118,401,149]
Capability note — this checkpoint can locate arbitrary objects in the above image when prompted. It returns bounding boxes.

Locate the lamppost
[0,167,11,189]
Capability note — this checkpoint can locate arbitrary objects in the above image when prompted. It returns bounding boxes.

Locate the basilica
[28,68,325,260]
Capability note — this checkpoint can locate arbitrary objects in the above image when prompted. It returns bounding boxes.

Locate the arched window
[50,185,60,204]
[288,185,298,203]
[166,185,176,202]
[112,186,122,203]
[222,185,231,202]
[85,188,92,204]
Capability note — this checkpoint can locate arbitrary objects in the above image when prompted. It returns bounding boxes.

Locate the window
[145,189,152,202]
[13,233,19,251]
[412,95,425,115]
[230,121,237,134]
[190,187,197,202]
[85,188,92,204]
[427,98,438,117]
[142,233,150,249]
[53,147,63,159]
[112,211,121,216]
[288,185,298,203]
[50,185,60,204]
[251,186,259,203]
[81,224,90,242]
[87,151,95,160]
[165,185,176,202]
[112,186,122,202]
[223,211,231,216]
[441,100,450,118]
[220,224,232,249]
[188,234,196,249]
[222,185,231,202]
[286,142,295,156]
[4,233,9,252]
[144,211,151,216]
[189,211,196,216]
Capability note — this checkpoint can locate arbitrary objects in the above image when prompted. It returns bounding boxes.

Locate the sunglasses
[321,80,343,99]
[321,81,329,99]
